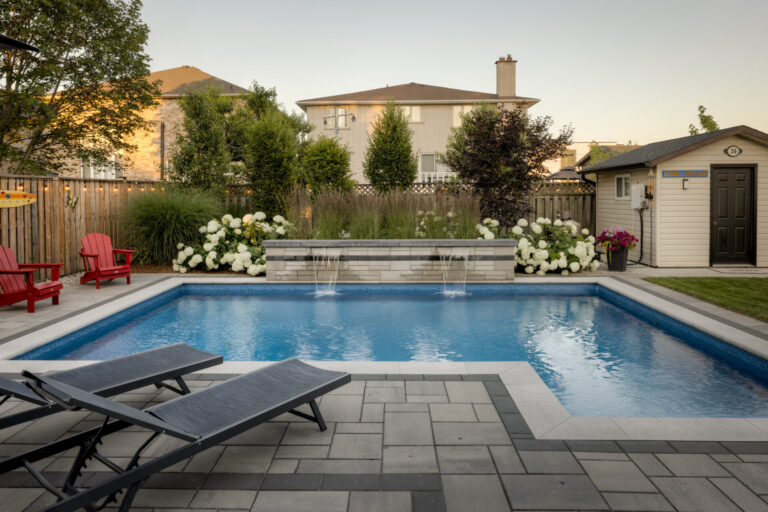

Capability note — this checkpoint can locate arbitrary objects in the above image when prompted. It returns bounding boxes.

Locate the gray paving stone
[281,422,335,445]
[424,374,462,381]
[512,439,567,451]
[652,477,741,512]
[348,491,412,512]
[329,433,382,459]
[327,381,366,395]
[366,380,405,387]
[352,374,386,381]
[382,474,442,491]
[473,403,501,422]
[500,413,531,434]
[573,451,628,460]
[627,453,673,477]
[489,445,525,474]
[412,490,447,512]
[385,403,428,412]
[711,477,768,512]
[712,453,742,462]
[319,394,364,422]
[444,381,491,403]
[268,459,299,473]
[406,394,449,403]
[437,445,496,474]
[405,381,446,395]
[429,403,477,422]
[721,463,768,493]
[462,374,502,381]
[336,422,383,434]
[741,454,768,462]
[656,453,730,477]
[519,450,583,474]
[602,492,674,511]
[361,403,384,422]
[261,473,324,490]
[275,445,330,459]
[188,489,257,509]
[483,381,508,396]
[384,412,433,445]
[722,442,768,454]
[297,459,382,474]
[222,422,286,445]
[144,472,206,489]
[617,440,675,453]
[132,489,196,508]
[322,474,381,490]
[211,446,275,473]
[433,422,511,445]
[383,446,438,473]
[669,441,729,454]
[442,475,510,512]
[490,396,519,413]
[581,460,656,492]
[365,386,406,403]
[501,474,608,510]
[387,374,423,381]
[0,488,44,511]
[251,491,349,512]
[201,473,264,490]
[566,440,622,453]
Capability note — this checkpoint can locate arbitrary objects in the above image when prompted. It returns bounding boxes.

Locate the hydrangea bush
[172,212,292,275]
[509,217,599,275]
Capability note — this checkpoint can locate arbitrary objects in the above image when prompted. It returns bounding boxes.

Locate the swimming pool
[17,284,768,418]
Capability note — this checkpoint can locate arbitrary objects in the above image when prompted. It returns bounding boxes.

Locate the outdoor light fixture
[682,178,689,190]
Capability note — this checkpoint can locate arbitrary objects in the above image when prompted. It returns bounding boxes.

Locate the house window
[324,107,350,130]
[402,105,421,123]
[81,154,122,180]
[452,105,473,127]
[560,150,576,168]
[615,174,630,200]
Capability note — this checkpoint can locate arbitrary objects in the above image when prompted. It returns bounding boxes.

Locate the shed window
[615,174,630,200]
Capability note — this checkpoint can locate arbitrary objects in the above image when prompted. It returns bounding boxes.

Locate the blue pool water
[18,284,768,418]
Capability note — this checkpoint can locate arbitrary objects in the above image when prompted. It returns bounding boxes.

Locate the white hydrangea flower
[561,269,569,276]
[511,226,523,235]
[242,214,254,225]
[569,262,580,272]
[221,214,233,224]
[177,251,187,263]
[590,260,601,271]
[179,267,187,274]
[234,228,242,235]
[491,219,499,227]
[582,228,590,235]
[276,226,286,235]
[231,259,244,272]
[536,269,546,275]
[517,218,528,227]
[273,215,285,223]
[538,240,547,249]
[588,235,595,243]
[229,218,242,229]
[553,219,563,227]
[255,211,266,221]
[246,264,260,276]
[531,223,542,234]
[172,263,180,272]
[206,220,220,233]
[176,243,184,250]
[203,242,214,252]
[482,217,493,225]
[216,228,226,238]
[518,237,530,249]
[525,266,534,274]
[184,246,194,256]
[237,243,248,253]
[483,230,494,240]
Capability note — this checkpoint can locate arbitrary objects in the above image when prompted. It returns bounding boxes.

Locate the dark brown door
[710,167,755,265]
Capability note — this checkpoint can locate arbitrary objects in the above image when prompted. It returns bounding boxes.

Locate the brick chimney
[495,54,517,98]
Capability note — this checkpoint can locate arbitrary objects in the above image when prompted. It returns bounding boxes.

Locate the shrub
[122,190,222,264]
[173,212,291,275]
[509,217,599,275]
[363,101,417,192]
[298,136,354,193]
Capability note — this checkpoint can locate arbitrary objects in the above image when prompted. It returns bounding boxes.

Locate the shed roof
[584,126,768,173]
[545,167,580,181]
[148,66,249,97]
[296,82,539,109]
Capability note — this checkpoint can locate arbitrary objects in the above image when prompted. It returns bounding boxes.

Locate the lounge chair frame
[0,359,349,512]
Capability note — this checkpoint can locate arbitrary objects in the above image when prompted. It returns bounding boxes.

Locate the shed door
[710,167,755,265]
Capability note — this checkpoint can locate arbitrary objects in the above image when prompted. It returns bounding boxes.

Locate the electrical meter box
[631,183,645,209]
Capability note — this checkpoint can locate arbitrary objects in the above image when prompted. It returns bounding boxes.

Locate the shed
[583,126,768,267]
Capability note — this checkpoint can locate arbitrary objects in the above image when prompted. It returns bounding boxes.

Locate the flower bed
[510,217,599,275]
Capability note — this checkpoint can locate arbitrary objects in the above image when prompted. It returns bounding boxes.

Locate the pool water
[18,284,768,418]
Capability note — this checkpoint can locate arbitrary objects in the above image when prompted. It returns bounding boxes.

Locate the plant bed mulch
[132,264,248,276]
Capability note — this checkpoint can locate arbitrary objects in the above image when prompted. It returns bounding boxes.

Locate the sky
[141,0,768,144]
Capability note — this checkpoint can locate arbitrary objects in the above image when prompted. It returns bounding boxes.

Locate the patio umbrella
[0,34,39,52]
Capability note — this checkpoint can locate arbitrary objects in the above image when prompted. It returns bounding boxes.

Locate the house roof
[583,126,768,173]
[148,66,249,97]
[296,82,539,109]
[545,167,580,181]
[575,144,642,168]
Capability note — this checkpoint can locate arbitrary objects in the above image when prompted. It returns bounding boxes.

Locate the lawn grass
[643,277,768,322]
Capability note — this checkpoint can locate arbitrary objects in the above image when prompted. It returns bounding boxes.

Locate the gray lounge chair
[1,358,349,512]
[0,343,223,429]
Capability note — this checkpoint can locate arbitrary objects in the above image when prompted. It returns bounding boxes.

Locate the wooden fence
[1,175,164,277]
[1,176,595,277]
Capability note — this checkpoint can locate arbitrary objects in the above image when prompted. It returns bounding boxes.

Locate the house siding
[655,135,768,267]
[595,168,654,265]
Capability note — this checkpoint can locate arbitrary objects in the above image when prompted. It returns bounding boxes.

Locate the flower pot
[606,247,628,271]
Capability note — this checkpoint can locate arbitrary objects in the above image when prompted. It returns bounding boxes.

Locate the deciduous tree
[443,105,573,226]
[297,136,353,193]
[688,105,719,135]
[0,1,158,174]
[363,101,417,191]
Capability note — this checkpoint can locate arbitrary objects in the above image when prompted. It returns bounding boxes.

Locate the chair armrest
[0,269,35,274]
[79,251,98,258]
[112,249,136,254]
[18,263,64,269]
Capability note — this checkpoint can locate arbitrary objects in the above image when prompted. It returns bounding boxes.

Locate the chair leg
[52,295,59,306]
[308,399,327,431]
[127,275,131,285]
[96,279,100,290]
[27,298,35,313]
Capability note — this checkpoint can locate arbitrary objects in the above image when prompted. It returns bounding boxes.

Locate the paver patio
[0,373,766,511]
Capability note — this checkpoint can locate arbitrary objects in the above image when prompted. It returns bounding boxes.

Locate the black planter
[606,247,628,271]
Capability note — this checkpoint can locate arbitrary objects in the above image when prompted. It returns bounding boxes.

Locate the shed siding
[595,168,654,265]
[656,135,768,267]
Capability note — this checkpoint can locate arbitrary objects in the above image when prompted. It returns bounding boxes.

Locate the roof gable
[297,82,538,107]
[148,66,249,97]
[584,126,768,172]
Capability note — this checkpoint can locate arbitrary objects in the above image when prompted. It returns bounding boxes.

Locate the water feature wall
[262,240,517,283]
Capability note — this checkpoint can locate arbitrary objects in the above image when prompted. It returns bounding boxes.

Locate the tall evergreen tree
[363,101,417,191]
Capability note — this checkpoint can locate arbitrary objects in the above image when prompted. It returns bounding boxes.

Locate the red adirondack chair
[0,246,63,313]
[79,233,135,289]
